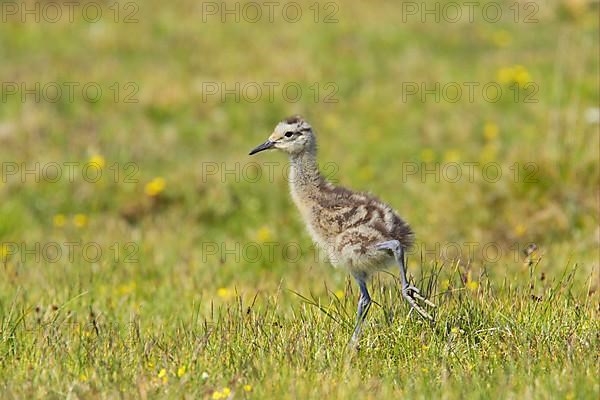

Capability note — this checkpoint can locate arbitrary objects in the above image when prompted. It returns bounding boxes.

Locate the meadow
[0,0,598,398]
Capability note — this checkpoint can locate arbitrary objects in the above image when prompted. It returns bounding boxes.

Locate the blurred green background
[0,0,598,398]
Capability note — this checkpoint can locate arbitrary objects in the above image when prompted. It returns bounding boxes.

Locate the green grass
[1,264,597,398]
[0,0,599,398]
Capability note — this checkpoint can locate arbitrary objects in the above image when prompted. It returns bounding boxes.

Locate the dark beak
[249,140,274,155]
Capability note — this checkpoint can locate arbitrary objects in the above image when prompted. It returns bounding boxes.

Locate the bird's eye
[284,131,294,138]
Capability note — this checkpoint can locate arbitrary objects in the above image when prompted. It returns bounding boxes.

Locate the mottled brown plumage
[288,150,414,276]
[249,116,435,344]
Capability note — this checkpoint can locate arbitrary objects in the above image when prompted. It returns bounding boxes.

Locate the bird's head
[249,115,316,156]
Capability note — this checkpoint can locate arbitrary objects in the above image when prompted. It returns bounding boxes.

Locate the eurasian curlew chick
[249,116,435,343]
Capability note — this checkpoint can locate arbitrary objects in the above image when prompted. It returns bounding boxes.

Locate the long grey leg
[375,240,436,321]
[350,272,372,345]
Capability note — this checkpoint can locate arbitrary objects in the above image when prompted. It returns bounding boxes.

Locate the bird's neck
[288,150,323,206]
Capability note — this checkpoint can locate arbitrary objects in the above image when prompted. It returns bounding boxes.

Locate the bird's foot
[402,285,436,321]
[374,240,436,321]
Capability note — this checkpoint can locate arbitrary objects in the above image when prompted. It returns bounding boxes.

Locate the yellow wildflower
[222,388,231,396]
[466,280,479,291]
[177,366,186,377]
[451,327,460,334]
[497,65,532,87]
[334,290,344,299]
[466,271,479,291]
[212,392,223,400]
[513,65,532,86]
[256,226,271,242]
[514,223,526,237]
[443,149,461,163]
[243,384,253,392]
[217,287,231,299]
[53,214,66,228]
[158,368,168,384]
[144,177,166,197]
[79,373,88,382]
[73,214,88,228]
[88,154,106,169]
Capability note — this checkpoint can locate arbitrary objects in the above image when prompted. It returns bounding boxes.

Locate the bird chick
[249,115,435,344]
